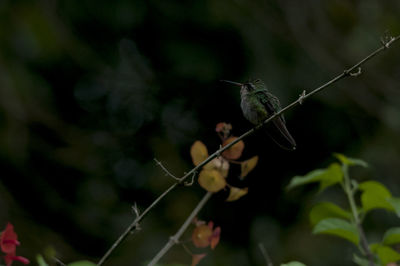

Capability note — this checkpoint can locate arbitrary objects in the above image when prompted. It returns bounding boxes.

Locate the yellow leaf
[190,141,208,166]
[240,156,258,179]
[204,157,230,178]
[222,137,245,160]
[226,187,248,202]
[192,224,213,248]
[198,169,226,192]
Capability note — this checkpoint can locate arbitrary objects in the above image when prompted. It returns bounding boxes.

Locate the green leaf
[287,169,325,190]
[353,254,371,266]
[309,202,351,226]
[370,244,400,265]
[312,218,359,245]
[369,242,380,252]
[67,261,97,266]
[36,254,49,266]
[287,163,343,192]
[359,181,393,213]
[280,262,307,266]
[333,153,368,167]
[383,227,400,245]
[359,181,392,196]
[386,197,400,217]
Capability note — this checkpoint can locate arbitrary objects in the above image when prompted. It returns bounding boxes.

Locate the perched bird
[222,79,296,150]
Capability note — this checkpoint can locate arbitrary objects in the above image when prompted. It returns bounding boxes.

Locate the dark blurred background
[1,1,400,265]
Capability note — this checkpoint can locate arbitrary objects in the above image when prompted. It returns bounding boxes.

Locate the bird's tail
[265,116,296,150]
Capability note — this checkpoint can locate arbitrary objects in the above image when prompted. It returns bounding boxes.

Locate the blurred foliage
[287,154,400,265]
[0,0,400,265]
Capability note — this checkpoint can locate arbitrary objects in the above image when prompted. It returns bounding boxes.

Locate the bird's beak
[220,80,243,87]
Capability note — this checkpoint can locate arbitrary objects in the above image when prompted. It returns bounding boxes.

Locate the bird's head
[221,79,265,96]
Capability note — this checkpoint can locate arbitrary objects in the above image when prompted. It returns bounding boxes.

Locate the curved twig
[97,35,400,266]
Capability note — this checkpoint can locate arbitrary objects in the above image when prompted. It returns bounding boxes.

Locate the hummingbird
[221,79,296,150]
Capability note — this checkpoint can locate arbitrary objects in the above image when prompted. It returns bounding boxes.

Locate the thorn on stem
[216,144,223,158]
[298,90,306,105]
[184,171,197,186]
[132,202,140,218]
[130,203,142,231]
[154,158,180,181]
[170,236,179,244]
[344,67,362,77]
[381,31,395,49]
[130,224,141,233]
[350,67,362,77]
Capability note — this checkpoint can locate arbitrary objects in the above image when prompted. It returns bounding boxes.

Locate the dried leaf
[207,221,214,229]
[191,253,207,266]
[198,169,226,192]
[204,157,230,178]
[222,137,245,160]
[240,156,258,178]
[210,227,221,249]
[190,141,209,166]
[226,187,248,202]
[215,122,231,133]
[192,225,213,248]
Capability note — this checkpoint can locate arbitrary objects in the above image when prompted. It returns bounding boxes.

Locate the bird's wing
[257,91,286,123]
[257,90,295,149]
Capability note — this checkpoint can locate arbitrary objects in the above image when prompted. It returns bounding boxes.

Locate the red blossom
[1,223,29,266]
[4,252,30,266]
[1,223,20,254]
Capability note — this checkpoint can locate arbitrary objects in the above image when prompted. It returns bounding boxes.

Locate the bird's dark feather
[256,90,296,149]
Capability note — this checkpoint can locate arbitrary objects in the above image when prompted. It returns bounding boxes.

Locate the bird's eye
[247,84,256,91]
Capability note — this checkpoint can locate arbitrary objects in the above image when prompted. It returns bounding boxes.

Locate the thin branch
[97,35,400,265]
[97,183,178,265]
[358,224,374,265]
[54,257,67,266]
[342,164,375,266]
[182,242,194,256]
[148,192,213,266]
[258,243,274,266]
[154,158,180,181]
